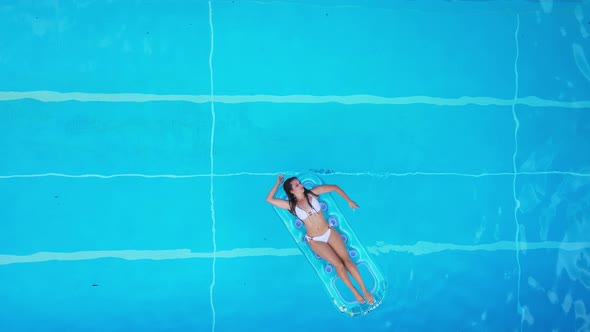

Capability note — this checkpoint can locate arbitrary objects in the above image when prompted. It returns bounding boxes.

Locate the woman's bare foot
[353,290,365,303]
[363,290,375,304]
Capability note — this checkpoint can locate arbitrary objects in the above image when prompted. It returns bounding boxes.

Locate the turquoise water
[1,0,589,331]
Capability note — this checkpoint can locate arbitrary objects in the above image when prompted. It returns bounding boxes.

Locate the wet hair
[283,176,318,216]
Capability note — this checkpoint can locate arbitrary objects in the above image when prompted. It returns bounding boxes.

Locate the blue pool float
[273,173,387,316]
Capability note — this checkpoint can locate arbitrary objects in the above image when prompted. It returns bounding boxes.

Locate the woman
[265,174,375,305]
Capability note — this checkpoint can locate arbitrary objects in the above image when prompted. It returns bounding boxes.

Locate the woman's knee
[342,257,354,267]
[332,259,346,271]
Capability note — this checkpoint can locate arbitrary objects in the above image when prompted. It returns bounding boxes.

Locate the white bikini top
[295,195,321,220]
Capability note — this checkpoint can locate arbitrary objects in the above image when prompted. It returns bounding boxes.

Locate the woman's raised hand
[277,174,285,184]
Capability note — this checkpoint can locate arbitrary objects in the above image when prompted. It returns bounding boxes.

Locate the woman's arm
[313,184,360,210]
[265,174,290,210]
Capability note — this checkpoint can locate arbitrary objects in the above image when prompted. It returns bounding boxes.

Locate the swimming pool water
[1,1,589,331]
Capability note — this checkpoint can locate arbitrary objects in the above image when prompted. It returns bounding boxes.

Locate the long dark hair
[283,176,319,216]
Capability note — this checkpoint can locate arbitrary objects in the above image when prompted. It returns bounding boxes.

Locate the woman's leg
[327,229,375,304]
[308,239,366,303]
